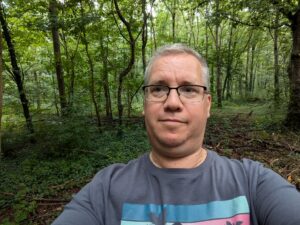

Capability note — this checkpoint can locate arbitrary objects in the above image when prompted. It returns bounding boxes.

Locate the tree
[0,0,296,131]
[0,26,3,158]
[223,21,235,100]
[0,2,34,134]
[214,0,223,107]
[142,0,149,72]
[100,33,113,121]
[49,0,67,115]
[162,0,177,42]
[112,0,142,125]
[272,1,300,129]
[271,10,280,104]
[60,28,80,107]
[79,0,101,127]
[149,2,157,50]
[227,0,300,128]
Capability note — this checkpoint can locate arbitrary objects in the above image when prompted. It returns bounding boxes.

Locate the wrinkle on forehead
[149,54,204,86]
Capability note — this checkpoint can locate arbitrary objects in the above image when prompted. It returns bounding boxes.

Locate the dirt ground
[205,114,300,190]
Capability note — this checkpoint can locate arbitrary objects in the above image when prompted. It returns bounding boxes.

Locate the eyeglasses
[143,85,208,102]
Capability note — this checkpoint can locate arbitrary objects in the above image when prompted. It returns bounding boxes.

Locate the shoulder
[90,153,147,187]
[210,150,282,180]
[209,150,262,174]
[207,150,289,192]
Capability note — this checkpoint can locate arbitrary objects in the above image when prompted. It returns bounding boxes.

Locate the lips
[159,118,187,123]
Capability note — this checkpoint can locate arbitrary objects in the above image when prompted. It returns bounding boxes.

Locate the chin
[159,135,186,147]
[157,147,194,159]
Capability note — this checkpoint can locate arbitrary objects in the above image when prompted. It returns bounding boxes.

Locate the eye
[150,85,168,94]
[180,85,199,94]
[150,85,164,93]
[149,85,168,97]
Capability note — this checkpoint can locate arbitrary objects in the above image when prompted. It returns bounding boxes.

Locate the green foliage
[1,0,293,124]
[13,184,37,224]
[1,125,30,157]
[0,118,149,223]
[211,100,288,132]
[0,182,37,224]
[33,116,98,158]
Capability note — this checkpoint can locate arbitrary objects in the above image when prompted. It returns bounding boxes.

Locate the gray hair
[144,43,210,91]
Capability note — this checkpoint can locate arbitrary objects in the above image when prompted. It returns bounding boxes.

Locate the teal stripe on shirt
[121,196,249,222]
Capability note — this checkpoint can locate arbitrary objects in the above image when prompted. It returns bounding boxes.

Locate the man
[52,44,300,225]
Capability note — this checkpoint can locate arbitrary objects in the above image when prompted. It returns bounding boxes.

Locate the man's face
[144,53,211,158]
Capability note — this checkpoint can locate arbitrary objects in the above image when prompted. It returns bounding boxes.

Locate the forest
[0,0,300,224]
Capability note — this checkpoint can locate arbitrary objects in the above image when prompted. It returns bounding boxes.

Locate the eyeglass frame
[142,84,209,102]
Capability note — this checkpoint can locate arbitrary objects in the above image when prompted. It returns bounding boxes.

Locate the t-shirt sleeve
[51,171,106,225]
[252,162,300,225]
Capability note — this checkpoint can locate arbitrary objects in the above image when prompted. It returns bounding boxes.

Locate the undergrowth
[1,102,299,224]
[0,116,149,224]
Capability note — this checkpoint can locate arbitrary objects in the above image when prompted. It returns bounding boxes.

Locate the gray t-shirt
[52,150,300,225]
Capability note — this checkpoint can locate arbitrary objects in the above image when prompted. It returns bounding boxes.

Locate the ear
[142,99,146,116]
[206,94,212,118]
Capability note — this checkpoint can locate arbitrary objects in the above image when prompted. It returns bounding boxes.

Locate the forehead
[149,53,203,84]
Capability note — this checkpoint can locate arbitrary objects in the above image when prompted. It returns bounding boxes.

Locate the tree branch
[111,9,129,43]
[221,11,290,29]
[113,0,130,30]
[271,0,294,21]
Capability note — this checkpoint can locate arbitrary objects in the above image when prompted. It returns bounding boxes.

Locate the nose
[163,89,183,111]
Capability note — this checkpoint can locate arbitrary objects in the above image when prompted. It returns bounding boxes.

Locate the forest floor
[0,102,300,224]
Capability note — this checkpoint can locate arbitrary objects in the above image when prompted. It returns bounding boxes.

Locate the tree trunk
[245,43,250,97]
[274,11,280,104]
[249,43,256,95]
[0,4,34,134]
[149,6,157,50]
[113,0,137,126]
[142,0,148,73]
[51,73,60,116]
[34,71,41,110]
[163,0,176,43]
[80,1,101,127]
[60,7,80,108]
[60,32,79,107]
[286,10,300,129]
[49,0,67,115]
[215,0,222,107]
[100,35,112,120]
[223,22,234,100]
[205,5,212,92]
[210,64,214,94]
[238,70,243,98]
[205,4,209,61]
[171,11,176,42]
[69,56,76,106]
[0,27,3,158]
[124,0,148,119]
[127,89,131,118]
[86,44,101,127]
[187,7,196,46]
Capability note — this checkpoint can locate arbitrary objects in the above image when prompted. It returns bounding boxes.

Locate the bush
[33,116,101,158]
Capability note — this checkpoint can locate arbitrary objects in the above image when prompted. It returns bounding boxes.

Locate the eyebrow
[149,80,198,86]
[148,80,168,85]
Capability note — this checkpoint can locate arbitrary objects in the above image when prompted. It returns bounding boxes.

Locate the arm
[51,172,105,225]
[254,165,300,225]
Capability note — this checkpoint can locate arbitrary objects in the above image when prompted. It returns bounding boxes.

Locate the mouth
[159,118,186,124]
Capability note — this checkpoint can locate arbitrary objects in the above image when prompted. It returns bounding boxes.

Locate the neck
[149,148,207,169]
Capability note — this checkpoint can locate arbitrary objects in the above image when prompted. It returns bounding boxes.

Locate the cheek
[188,107,209,127]
[144,103,161,117]
[144,105,158,126]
